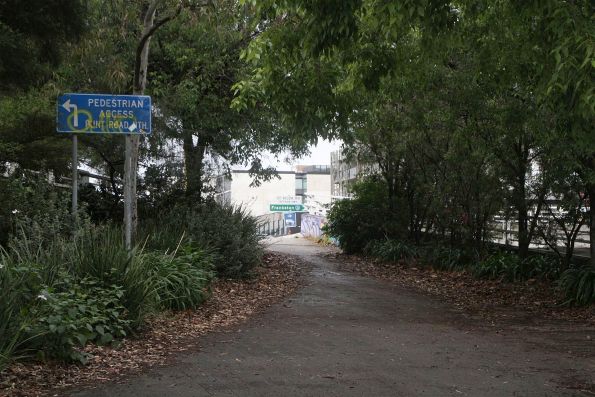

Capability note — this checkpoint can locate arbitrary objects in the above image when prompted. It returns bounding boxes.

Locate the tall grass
[66,227,156,327]
[155,200,263,278]
[0,249,43,371]
[0,223,219,367]
[143,248,215,311]
[0,256,23,371]
[364,239,419,262]
[559,265,595,306]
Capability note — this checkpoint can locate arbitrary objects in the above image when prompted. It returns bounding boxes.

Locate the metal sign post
[57,93,152,249]
[124,137,134,250]
[72,134,78,216]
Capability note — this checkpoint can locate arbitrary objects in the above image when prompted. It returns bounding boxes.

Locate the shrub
[364,239,418,262]
[156,200,263,278]
[26,276,130,364]
[141,224,187,254]
[0,170,76,247]
[143,247,215,311]
[559,265,595,306]
[326,178,406,254]
[0,256,34,371]
[65,226,156,327]
[473,253,521,281]
[473,252,562,282]
[1,232,137,365]
[0,244,58,367]
[0,214,219,367]
[422,245,471,271]
[523,255,562,280]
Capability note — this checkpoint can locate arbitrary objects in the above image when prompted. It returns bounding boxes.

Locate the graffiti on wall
[301,214,326,238]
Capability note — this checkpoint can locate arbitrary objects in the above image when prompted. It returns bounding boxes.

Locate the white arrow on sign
[62,99,79,127]
[128,122,137,132]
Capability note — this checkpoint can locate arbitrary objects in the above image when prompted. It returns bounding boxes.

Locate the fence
[256,213,286,237]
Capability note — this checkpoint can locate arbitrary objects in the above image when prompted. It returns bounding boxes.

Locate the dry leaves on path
[0,253,305,397]
[328,252,595,327]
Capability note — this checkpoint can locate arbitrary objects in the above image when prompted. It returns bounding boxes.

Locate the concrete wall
[303,173,332,216]
[301,214,327,238]
[306,174,331,204]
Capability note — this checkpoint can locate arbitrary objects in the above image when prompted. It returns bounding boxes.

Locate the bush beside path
[0,253,305,397]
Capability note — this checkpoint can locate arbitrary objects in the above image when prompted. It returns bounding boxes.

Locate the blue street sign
[284,212,296,227]
[57,93,152,134]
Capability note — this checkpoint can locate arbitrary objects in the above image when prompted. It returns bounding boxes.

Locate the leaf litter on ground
[326,252,595,327]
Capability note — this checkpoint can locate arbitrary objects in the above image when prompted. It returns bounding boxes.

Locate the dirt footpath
[71,237,595,397]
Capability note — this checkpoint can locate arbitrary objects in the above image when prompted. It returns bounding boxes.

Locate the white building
[214,165,331,217]
[330,150,380,200]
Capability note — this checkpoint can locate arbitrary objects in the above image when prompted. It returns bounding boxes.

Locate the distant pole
[72,134,78,216]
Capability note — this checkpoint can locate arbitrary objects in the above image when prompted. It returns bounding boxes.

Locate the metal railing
[257,219,285,237]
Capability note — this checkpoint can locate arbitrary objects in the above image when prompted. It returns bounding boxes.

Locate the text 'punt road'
[57,93,152,134]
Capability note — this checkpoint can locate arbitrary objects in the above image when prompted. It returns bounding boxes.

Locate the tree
[236,0,593,264]
[0,0,86,174]
[538,130,590,268]
[124,0,183,248]
[0,0,85,92]
[150,0,318,201]
[534,0,594,266]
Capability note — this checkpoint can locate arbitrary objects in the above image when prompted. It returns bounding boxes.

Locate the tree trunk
[516,182,529,260]
[183,135,206,201]
[124,0,180,249]
[588,182,595,268]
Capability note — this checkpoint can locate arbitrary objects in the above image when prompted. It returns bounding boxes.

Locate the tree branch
[134,1,184,91]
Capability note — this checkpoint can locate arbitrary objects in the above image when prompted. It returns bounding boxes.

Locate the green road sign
[270,204,304,212]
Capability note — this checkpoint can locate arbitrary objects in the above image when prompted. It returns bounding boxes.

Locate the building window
[295,174,307,196]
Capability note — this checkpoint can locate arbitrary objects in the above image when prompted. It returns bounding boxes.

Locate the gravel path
[71,237,594,397]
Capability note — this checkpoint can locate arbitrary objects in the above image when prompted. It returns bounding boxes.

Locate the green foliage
[0,223,217,367]
[0,170,74,247]
[473,252,562,282]
[0,255,34,370]
[422,246,472,271]
[66,227,155,327]
[0,0,85,91]
[364,240,418,263]
[523,255,563,281]
[237,0,594,270]
[0,227,136,366]
[26,277,129,364]
[149,2,295,197]
[326,178,404,254]
[141,224,187,254]
[473,253,522,281]
[160,200,263,278]
[559,266,595,306]
[143,248,215,311]
[0,88,71,174]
